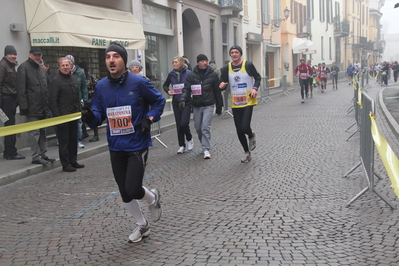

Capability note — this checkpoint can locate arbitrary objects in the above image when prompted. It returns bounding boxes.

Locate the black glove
[83,101,89,108]
[136,117,151,136]
[179,101,186,111]
[20,109,28,116]
[81,106,94,123]
[216,106,222,115]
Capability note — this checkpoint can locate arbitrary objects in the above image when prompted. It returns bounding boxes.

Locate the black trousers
[110,149,148,203]
[1,96,18,156]
[232,106,254,152]
[299,79,309,99]
[57,120,78,168]
[172,102,193,147]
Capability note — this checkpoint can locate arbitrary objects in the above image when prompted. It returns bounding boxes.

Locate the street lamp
[271,7,290,27]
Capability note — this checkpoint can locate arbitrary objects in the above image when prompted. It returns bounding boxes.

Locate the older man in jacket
[16,47,54,165]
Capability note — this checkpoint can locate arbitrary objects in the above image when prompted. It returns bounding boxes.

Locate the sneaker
[128,222,150,243]
[301,99,304,103]
[177,146,185,154]
[186,139,194,151]
[306,93,309,99]
[241,152,251,163]
[310,93,313,98]
[78,141,85,148]
[249,132,256,151]
[203,150,211,159]
[149,189,162,222]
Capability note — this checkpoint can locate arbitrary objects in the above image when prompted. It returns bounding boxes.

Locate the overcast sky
[380,0,398,35]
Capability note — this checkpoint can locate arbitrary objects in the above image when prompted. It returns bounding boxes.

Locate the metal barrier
[259,77,273,104]
[343,91,395,209]
[279,75,290,96]
[151,120,167,148]
[346,72,361,141]
[221,88,233,118]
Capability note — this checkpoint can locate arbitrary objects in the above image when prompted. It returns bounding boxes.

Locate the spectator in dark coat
[16,47,54,165]
[49,57,85,172]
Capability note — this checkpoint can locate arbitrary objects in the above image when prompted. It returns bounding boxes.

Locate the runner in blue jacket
[83,43,165,243]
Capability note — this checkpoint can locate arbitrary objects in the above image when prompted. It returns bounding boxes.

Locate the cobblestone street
[1,82,399,266]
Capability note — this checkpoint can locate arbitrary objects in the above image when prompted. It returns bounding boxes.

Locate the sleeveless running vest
[228,60,257,108]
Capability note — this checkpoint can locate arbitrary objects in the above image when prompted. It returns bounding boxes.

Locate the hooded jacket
[87,71,165,152]
[16,58,49,117]
[181,65,223,109]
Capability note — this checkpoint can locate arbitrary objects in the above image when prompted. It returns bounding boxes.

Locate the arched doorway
[182,8,202,66]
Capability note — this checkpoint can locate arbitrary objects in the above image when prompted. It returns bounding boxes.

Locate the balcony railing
[297,19,311,38]
[219,0,242,10]
[352,36,368,48]
[334,22,350,37]
[219,0,242,17]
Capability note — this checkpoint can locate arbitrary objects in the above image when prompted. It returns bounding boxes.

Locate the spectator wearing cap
[0,45,25,160]
[219,45,261,163]
[180,53,223,159]
[16,47,55,165]
[65,54,88,148]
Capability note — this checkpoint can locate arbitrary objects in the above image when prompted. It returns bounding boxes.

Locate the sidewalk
[1,82,398,186]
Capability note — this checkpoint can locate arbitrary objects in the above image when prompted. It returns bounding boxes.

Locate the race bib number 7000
[107,105,134,136]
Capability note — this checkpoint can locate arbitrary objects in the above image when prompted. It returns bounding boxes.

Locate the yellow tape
[166,98,172,102]
[268,77,283,82]
[0,112,81,137]
[370,114,399,198]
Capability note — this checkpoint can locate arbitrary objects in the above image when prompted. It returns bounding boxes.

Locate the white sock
[142,186,155,205]
[124,200,147,226]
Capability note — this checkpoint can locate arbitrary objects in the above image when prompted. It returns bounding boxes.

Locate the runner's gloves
[136,117,152,135]
[81,106,94,123]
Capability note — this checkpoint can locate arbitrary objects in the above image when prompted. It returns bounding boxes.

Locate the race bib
[172,83,184,95]
[191,84,202,95]
[107,105,134,136]
[300,73,307,78]
[232,89,247,105]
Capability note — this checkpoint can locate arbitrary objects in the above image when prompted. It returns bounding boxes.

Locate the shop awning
[292,38,314,54]
[24,0,145,50]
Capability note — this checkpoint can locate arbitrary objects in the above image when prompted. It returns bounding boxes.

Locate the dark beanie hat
[106,42,128,65]
[4,45,17,56]
[229,45,242,55]
[197,54,208,63]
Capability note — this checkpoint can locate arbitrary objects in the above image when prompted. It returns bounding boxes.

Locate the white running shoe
[177,146,185,154]
[248,132,256,151]
[203,150,211,159]
[149,188,162,222]
[241,152,251,163]
[186,139,194,151]
[78,141,85,148]
[128,222,150,243]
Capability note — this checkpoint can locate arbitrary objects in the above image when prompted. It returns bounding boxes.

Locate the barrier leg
[346,130,358,141]
[346,186,368,207]
[222,108,233,118]
[343,162,361,178]
[373,189,396,209]
[345,121,356,132]
[152,135,168,148]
